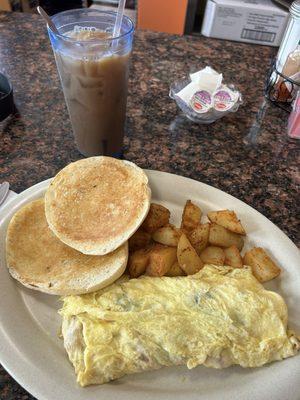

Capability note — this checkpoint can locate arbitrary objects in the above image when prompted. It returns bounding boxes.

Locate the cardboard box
[137,0,189,35]
[201,0,289,46]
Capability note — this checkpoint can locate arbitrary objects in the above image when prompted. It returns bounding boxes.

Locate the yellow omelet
[60,265,299,386]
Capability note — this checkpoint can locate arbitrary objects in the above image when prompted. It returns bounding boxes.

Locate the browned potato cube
[243,247,281,282]
[177,233,203,275]
[152,224,182,247]
[224,245,243,268]
[200,246,225,266]
[189,223,210,255]
[146,245,177,277]
[165,261,186,277]
[142,203,170,233]
[209,223,244,251]
[128,248,152,278]
[207,210,246,235]
[129,229,151,252]
[181,200,202,232]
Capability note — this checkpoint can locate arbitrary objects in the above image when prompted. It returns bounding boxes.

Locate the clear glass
[48,9,134,157]
[276,1,300,72]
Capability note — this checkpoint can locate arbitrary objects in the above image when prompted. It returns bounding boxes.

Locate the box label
[209,5,287,45]
[241,12,286,43]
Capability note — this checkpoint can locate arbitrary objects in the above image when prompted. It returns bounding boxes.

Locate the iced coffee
[48,10,134,156]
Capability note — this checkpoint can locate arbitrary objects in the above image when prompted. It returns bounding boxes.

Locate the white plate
[0,170,299,400]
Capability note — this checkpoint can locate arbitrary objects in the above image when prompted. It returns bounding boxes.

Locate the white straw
[113,0,126,38]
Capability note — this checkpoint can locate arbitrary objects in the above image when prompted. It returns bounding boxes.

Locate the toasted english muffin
[6,199,128,295]
[44,157,151,255]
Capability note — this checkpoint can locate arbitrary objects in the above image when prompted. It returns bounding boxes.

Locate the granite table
[0,10,299,400]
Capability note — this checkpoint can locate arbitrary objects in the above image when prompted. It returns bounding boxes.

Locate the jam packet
[213,86,240,112]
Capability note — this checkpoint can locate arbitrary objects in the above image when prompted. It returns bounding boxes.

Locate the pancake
[6,199,128,295]
[45,157,151,255]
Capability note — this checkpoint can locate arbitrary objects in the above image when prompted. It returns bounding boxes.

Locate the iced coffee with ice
[48,10,134,156]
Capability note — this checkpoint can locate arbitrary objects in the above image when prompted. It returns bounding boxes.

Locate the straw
[37,6,60,35]
[113,0,126,38]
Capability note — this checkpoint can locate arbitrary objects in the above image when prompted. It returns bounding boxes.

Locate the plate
[0,170,299,400]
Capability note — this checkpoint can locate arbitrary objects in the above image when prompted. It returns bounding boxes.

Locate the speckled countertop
[0,10,299,400]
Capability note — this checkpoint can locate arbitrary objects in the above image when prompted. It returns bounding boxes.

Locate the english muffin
[44,157,151,255]
[6,199,128,295]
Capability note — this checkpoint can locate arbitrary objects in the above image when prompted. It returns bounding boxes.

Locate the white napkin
[176,81,201,104]
[190,66,223,93]
[0,190,17,212]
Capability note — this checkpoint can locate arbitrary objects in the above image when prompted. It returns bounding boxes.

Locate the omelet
[60,265,299,386]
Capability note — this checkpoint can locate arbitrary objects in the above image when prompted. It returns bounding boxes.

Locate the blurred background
[0,0,293,46]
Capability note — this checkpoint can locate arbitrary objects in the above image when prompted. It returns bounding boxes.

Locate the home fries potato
[243,247,281,282]
[128,200,282,283]
[181,200,202,231]
[177,233,203,275]
[152,224,182,247]
[141,203,170,233]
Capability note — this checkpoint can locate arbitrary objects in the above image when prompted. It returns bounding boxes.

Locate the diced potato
[189,223,210,255]
[165,261,186,277]
[146,245,177,277]
[200,246,225,266]
[181,200,202,232]
[129,229,151,252]
[243,247,281,282]
[224,245,243,268]
[128,248,151,278]
[142,203,170,233]
[177,233,203,275]
[152,224,182,247]
[207,210,246,235]
[209,223,244,251]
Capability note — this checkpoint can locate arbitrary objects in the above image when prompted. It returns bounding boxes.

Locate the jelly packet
[170,66,242,124]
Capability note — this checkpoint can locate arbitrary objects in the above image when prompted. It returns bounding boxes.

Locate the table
[0,11,299,400]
